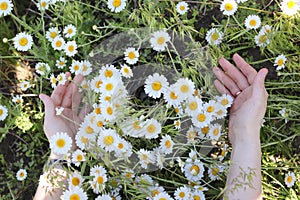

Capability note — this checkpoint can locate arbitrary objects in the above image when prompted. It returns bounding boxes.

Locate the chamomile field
[0,0,299,199]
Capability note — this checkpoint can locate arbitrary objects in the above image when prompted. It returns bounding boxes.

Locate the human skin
[34,54,268,199]
[213,53,268,200]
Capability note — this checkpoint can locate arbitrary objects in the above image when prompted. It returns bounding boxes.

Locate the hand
[213,54,268,146]
[39,72,85,159]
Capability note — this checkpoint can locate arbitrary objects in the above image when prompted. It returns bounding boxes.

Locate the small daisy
[12,95,23,104]
[279,108,288,123]
[90,76,103,93]
[124,47,139,65]
[174,186,191,200]
[63,24,77,38]
[144,73,169,99]
[50,73,57,88]
[216,94,233,108]
[284,171,296,188]
[120,64,133,78]
[148,185,165,199]
[13,32,33,51]
[97,128,119,152]
[61,186,88,200]
[150,30,171,52]
[49,132,73,155]
[35,62,51,76]
[185,96,203,116]
[245,15,261,29]
[51,36,65,51]
[198,126,209,139]
[214,104,228,119]
[173,78,195,101]
[81,60,92,76]
[99,64,121,80]
[260,25,272,35]
[159,134,174,154]
[280,0,300,16]
[137,149,156,169]
[16,169,27,181]
[176,1,189,15]
[75,132,91,150]
[46,27,60,42]
[190,190,205,200]
[36,0,51,11]
[219,144,229,161]
[152,192,173,200]
[163,85,181,107]
[0,0,13,17]
[174,120,181,130]
[70,60,82,75]
[19,80,30,91]
[68,171,84,188]
[208,165,225,181]
[208,123,223,141]
[143,118,162,139]
[56,72,67,85]
[100,78,120,95]
[191,109,212,128]
[205,28,224,46]
[115,138,133,158]
[55,107,64,115]
[56,57,67,69]
[220,0,238,16]
[100,102,117,121]
[274,54,287,71]
[107,0,126,13]
[203,100,218,117]
[0,104,8,121]
[64,40,78,57]
[186,126,199,143]
[184,160,205,182]
[254,32,270,47]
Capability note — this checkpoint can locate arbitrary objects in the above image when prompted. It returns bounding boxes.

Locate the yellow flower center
[159,198,167,200]
[152,81,162,91]
[104,135,114,145]
[179,191,185,198]
[97,121,103,127]
[76,154,83,161]
[287,176,292,183]
[221,99,229,106]
[106,107,113,115]
[225,3,233,11]
[133,121,141,130]
[0,109,3,116]
[56,139,66,148]
[72,177,80,186]
[212,167,219,176]
[207,106,214,113]
[152,189,160,197]
[106,83,114,91]
[201,126,209,135]
[50,31,57,39]
[170,91,178,100]
[211,33,219,41]
[259,35,267,43]
[97,176,104,184]
[197,113,206,122]
[189,101,198,110]
[67,28,73,34]
[113,0,121,7]
[96,80,102,88]
[193,195,201,200]
[105,70,113,78]
[188,131,197,139]
[165,140,171,148]
[180,5,185,11]
[81,136,89,144]
[249,19,257,27]
[68,45,74,52]
[41,1,47,8]
[190,165,200,175]
[147,124,156,133]
[213,128,219,136]
[287,1,296,9]
[277,59,284,66]
[180,84,189,93]
[86,126,94,134]
[0,2,8,10]
[118,142,124,149]
[175,107,180,113]
[56,40,62,47]
[59,61,64,66]
[104,96,111,101]
[128,51,136,59]
[123,67,129,74]
[157,36,165,45]
[19,38,28,46]
[125,173,132,178]
[95,107,101,114]
[19,172,24,177]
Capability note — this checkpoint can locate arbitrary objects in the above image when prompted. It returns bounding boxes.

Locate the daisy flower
[173,78,195,101]
[75,132,91,150]
[186,126,199,143]
[51,36,65,51]
[68,171,84,188]
[56,72,67,85]
[114,138,133,158]
[90,164,107,176]
[191,109,212,128]
[205,28,224,46]
[137,149,156,169]
[100,78,121,95]
[280,0,300,16]
[55,107,64,115]
[90,76,103,93]
[12,95,23,104]
[174,120,181,130]
[13,32,33,51]
[185,96,203,116]
[284,171,296,188]
[50,73,57,88]
[72,149,86,167]
[97,128,119,152]
[124,47,139,65]
[19,80,30,91]
[208,165,225,181]
[81,60,92,76]
[143,118,162,139]
[100,102,117,121]
[0,0,13,17]
[219,144,229,161]
[64,40,78,57]
[176,1,189,15]
[46,27,60,42]
[174,186,192,200]
[61,186,88,200]
[150,30,171,52]
[49,132,73,155]
[254,32,270,47]
[198,126,209,139]
[0,104,8,121]
[107,0,126,13]
[16,169,27,181]
[63,24,77,38]
[163,85,181,107]
[216,94,233,108]
[99,64,121,80]
[245,15,261,29]
[208,123,223,140]
[70,60,82,75]
[35,62,51,76]
[190,190,205,200]
[36,0,51,11]
[148,185,165,199]
[220,0,238,16]
[184,159,205,182]
[152,192,173,200]
[203,100,218,117]
[120,64,133,78]
[159,134,174,154]
[214,104,228,119]
[56,57,67,69]
[279,108,288,123]
[144,73,169,99]
[274,54,287,71]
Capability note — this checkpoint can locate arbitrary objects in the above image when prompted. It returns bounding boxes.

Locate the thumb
[39,94,55,117]
[253,68,268,89]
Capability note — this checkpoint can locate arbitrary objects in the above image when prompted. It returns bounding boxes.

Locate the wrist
[229,127,261,147]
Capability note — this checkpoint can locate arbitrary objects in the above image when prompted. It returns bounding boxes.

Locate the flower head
[64,24,77,38]
[20,81,31,91]
[120,64,133,78]
[274,54,287,71]
[124,47,139,65]
[56,57,67,69]
[35,62,51,76]
[254,32,270,47]
[107,0,126,13]
[150,30,171,52]
[206,28,224,46]
[64,41,78,57]
[61,186,88,200]
[220,0,238,16]
[0,0,13,17]
[184,159,205,182]
[46,27,60,42]
[16,169,27,181]
[284,171,296,188]
[49,132,73,155]
[144,73,169,99]
[36,0,51,11]
[52,36,65,51]
[13,32,33,51]
[176,1,189,15]
[245,15,261,29]
[68,171,84,188]
[280,0,300,16]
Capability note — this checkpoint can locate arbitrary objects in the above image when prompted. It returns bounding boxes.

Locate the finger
[50,72,71,106]
[213,67,241,96]
[39,94,55,118]
[214,79,232,96]
[233,53,257,84]
[253,68,268,95]
[218,57,249,90]
[61,74,84,108]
